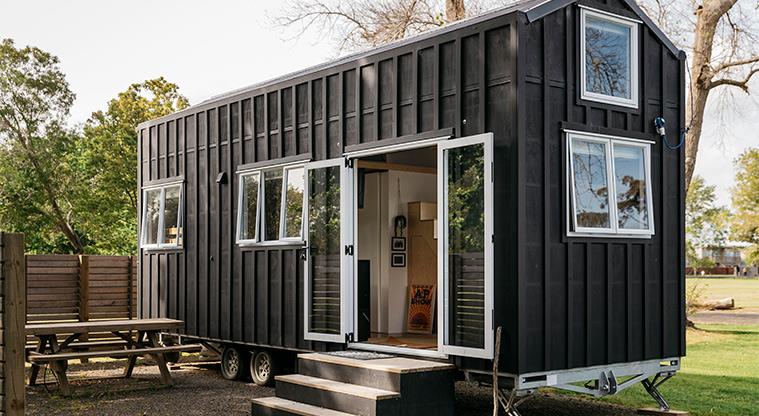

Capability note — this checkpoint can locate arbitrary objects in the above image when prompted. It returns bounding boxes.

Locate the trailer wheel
[220,346,248,380]
[250,350,276,386]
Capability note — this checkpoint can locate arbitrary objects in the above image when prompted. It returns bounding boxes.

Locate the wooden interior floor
[366,333,438,350]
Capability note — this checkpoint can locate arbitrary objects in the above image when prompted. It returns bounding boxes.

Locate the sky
[1,0,757,208]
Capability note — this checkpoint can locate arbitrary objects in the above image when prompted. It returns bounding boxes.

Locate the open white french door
[437,133,494,359]
[303,158,354,343]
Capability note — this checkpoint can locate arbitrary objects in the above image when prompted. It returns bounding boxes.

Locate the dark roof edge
[137,0,544,130]
[138,0,684,130]
[524,0,683,57]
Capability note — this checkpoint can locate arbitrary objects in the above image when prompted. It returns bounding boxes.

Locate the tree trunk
[446,0,466,22]
[684,0,738,193]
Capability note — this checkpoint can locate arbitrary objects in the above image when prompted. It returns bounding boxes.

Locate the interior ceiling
[362,146,437,169]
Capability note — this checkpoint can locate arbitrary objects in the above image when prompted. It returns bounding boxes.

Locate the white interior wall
[358,169,437,335]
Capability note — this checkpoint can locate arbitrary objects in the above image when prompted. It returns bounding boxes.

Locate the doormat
[323,351,395,360]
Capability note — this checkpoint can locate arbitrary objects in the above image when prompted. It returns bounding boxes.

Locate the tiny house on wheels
[137,0,686,413]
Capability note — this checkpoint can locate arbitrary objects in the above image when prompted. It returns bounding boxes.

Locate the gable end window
[567,132,654,237]
[141,182,184,249]
[236,163,305,245]
[580,8,639,108]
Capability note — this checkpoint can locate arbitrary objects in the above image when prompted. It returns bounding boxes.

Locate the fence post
[78,255,90,363]
[128,255,134,319]
[1,232,26,415]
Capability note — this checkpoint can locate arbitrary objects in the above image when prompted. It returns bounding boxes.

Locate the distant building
[695,242,751,267]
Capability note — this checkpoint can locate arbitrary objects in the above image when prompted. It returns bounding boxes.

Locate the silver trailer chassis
[466,357,680,415]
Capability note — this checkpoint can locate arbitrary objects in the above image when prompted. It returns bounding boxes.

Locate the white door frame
[343,133,494,360]
[437,133,494,359]
[303,157,354,343]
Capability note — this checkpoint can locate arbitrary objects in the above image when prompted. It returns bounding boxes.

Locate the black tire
[220,346,248,380]
[250,350,276,386]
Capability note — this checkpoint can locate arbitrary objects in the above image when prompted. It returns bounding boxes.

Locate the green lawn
[687,277,759,312]
[598,324,759,416]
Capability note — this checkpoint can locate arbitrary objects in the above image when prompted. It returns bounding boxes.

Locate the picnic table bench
[25,318,201,396]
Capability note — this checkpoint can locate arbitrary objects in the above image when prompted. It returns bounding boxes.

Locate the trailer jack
[641,373,674,411]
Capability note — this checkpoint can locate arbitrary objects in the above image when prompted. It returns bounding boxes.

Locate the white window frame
[579,7,640,109]
[235,171,262,245]
[236,161,307,246]
[140,181,184,250]
[566,130,655,238]
[279,165,306,242]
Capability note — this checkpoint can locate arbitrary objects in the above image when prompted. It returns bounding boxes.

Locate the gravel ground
[26,358,638,415]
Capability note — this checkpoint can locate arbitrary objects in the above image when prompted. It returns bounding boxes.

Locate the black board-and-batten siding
[137,0,685,376]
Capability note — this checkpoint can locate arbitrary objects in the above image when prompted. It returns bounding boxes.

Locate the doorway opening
[355,145,439,352]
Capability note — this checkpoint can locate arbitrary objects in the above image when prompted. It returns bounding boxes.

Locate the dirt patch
[691,311,759,325]
[26,358,644,415]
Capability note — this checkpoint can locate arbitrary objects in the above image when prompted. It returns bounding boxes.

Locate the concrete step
[297,352,454,392]
[275,374,400,416]
[251,397,356,416]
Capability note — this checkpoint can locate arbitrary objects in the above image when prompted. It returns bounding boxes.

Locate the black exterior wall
[137,0,685,376]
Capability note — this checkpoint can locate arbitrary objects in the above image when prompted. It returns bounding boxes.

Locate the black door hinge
[345,245,354,255]
[345,332,355,344]
[345,157,354,168]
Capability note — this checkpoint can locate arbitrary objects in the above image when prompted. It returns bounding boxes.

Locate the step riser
[276,379,400,416]
[251,403,296,416]
[298,357,401,392]
[398,370,456,416]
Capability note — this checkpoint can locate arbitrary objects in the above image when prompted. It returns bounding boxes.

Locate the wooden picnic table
[25,318,199,396]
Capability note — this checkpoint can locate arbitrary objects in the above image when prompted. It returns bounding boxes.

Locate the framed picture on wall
[391,253,406,267]
[391,237,406,251]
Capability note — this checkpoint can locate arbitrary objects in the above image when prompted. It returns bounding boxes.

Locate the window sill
[566,231,654,240]
[238,240,305,249]
[141,246,184,253]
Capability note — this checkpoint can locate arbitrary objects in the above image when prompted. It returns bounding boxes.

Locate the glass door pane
[438,134,493,359]
[304,159,352,343]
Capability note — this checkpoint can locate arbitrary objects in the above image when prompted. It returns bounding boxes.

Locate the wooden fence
[25,254,137,345]
[1,233,26,415]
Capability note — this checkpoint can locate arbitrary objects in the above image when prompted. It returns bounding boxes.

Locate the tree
[274,0,471,52]
[638,0,759,193]
[685,175,730,266]
[731,148,759,264]
[275,0,758,195]
[0,38,85,252]
[79,77,189,254]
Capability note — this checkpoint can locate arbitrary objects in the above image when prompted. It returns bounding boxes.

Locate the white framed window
[236,171,261,244]
[567,131,654,237]
[236,163,306,245]
[280,166,305,241]
[580,7,639,108]
[141,182,183,249]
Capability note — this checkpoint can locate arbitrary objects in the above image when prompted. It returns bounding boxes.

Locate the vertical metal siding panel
[167,253,175,318]
[513,16,527,372]
[283,250,298,348]
[269,250,282,346]
[199,112,209,337]
[256,250,269,344]
[233,103,244,342]
[151,254,159,317]
[243,251,255,343]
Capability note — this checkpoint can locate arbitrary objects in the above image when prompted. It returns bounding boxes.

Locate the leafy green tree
[78,77,188,254]
[731,148,759,265]
[0,38,86,252]
[685,175,730,267]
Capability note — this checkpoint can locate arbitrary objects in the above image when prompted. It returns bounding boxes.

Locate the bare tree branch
[713,55,759,73]
[710,67,759,92]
